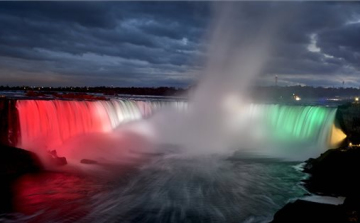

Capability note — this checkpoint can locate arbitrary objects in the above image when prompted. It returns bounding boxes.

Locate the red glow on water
[11,165,143,222]
[13,172,97,222]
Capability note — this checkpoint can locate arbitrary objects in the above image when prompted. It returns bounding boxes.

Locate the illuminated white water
[147,102,342,160]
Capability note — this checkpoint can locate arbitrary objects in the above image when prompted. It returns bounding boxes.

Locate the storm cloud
[0,2,359,87]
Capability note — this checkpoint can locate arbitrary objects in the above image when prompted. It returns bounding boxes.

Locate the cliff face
[0,99,19,147]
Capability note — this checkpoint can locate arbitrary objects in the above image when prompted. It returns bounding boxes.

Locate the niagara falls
[1,1,360,223]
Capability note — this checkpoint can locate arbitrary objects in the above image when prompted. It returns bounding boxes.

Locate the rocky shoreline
[271,102,360,222]
[0,144,43,213]
[272,147,360,222]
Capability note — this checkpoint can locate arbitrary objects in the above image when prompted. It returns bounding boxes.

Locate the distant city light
[355,97,359,102]
[292,93,301,101]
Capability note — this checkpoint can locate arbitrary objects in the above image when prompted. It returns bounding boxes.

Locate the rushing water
[236,104,340,159]
[84,155,307,223]
[2,152,307,223]
[15,99,338,160]
[16,99,187,152]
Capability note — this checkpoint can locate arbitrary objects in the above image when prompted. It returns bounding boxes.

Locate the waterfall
[16,99,186,151]
[239,104,341,158]
[250,104,337,143]
[14,99,343,159]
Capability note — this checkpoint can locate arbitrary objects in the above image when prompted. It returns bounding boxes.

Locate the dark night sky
[0,1,359,88]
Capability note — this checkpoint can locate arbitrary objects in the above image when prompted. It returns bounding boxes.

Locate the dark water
[1,153,307,223]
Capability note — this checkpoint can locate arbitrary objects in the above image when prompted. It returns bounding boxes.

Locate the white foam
[301,196,345,205]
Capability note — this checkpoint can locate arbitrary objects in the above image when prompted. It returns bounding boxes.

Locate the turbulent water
[84,155,306,223]
[2,152,307,223]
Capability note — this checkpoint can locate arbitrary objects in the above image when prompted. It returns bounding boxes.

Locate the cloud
[0,2,359,87]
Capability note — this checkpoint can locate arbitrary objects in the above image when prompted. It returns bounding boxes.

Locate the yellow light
[329,124,347,148]
[295,96,301,101]
[355,97,359,102]
[349,142,353,147]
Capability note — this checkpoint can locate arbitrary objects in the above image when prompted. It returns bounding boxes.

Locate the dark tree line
[1,85,360,99]
[0,86,189,96]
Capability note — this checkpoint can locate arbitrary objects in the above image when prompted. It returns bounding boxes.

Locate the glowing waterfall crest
[15,99,344,159]
[16,99,186,150]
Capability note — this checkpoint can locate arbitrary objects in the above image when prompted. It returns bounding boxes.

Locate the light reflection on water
[2,152,307,223]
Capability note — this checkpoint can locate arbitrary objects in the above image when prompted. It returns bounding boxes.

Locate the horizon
[1,84,360,90]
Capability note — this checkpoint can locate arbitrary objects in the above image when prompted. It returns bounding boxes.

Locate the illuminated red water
[13,172,94,222]
[16,100,186,154]
[17,100,113,150]
[6,154,151,223]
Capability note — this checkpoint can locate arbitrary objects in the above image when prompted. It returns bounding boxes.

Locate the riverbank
[0,144,42,213]
[272,147,360,222]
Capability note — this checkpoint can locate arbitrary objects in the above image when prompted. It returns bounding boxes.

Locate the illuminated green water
[248,104,338,157]
[268,106,335,141]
